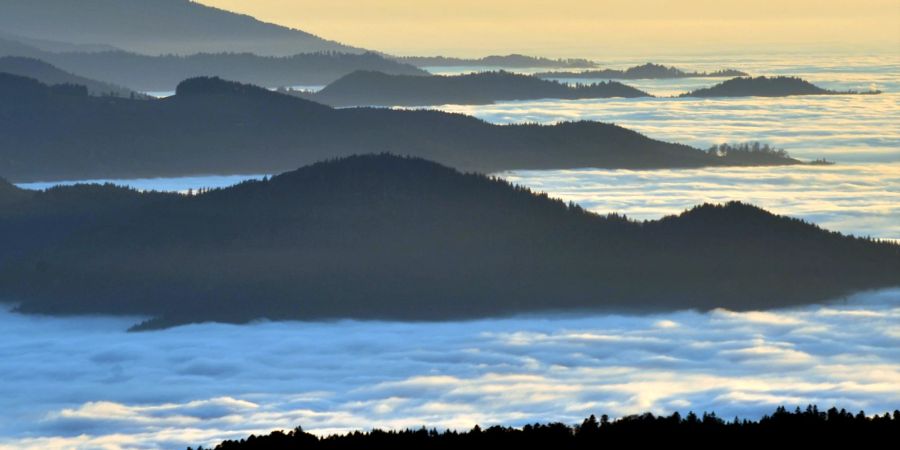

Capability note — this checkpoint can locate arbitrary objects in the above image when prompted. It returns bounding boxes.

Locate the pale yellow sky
[197,0,900,57]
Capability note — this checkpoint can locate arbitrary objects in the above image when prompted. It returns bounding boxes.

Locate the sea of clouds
[5,54,899,450]
[431,55,900,163]
[1,289,898,449]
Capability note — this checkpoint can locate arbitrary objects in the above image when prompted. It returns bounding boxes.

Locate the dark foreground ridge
[1,155,898,330]
[202,406,900,449]
[535,62,748,80]
[0,74,803,182]
[681,76,882,97]
[289,70,651,107]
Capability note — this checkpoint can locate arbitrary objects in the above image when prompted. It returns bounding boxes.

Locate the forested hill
[0,75,802,182]
[535,63,748,80]
[681,76,882,97]
[291,70,651,106]
[1,155,898,330]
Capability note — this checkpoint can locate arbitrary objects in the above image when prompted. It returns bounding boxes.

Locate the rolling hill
[0,75,801,183]
[1,154,897,330]
[293,70,651,106]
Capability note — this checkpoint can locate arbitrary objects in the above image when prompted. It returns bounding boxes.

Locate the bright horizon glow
[195,0,900,57]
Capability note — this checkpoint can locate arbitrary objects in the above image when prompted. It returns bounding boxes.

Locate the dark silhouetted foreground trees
[197,405,900,449]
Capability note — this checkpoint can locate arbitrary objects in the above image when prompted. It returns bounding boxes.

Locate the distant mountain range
[0,34,426,91]
[536,63,748,80]
[0,30,120,53]
[0,0,362,56]
[289,70,651,107]
[0,74,802,182]
[394,54,598,69]
[681,76,882,97]
[0,56,141,97]
[1,154,897,330]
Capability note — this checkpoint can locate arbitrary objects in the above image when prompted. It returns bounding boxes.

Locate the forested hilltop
[536,62,748,79]
[1,155,897,330]
[202,406,900,449]
[0,74,803,182]
[289,70,650,106]
[681,76,882,97]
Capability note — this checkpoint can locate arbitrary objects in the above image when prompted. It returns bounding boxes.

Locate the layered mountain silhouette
[0,0,362,56]
[0,35,426,91]
[0,75,802,182]
[0,56,141,97]
[290,70,651,106]
[681,76,882,97]
[1,155,897,330]
[536,63,748,80]
[394,54,598,69]
[0,30,120,53]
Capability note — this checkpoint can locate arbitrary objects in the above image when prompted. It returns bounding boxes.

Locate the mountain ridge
[0,0,363,56]
[291,70,651,106]
[0,75,803,183]
[1,154,898,330]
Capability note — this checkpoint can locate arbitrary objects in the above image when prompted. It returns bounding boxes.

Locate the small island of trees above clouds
[0,73,814,182]
[285,70,651,106]
[681,76,882,97]
[1,154,898,330]
[535,62,749,79]
[201,405,900,449]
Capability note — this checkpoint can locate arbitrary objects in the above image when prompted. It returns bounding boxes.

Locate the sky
[196,0,900,57]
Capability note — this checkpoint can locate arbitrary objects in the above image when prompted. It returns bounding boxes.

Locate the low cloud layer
[433,56,900,163]
[1,290,898,450]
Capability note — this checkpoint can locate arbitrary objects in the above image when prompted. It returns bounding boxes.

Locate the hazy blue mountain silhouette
[0,0,362,56]
[536,63,748,80]
[1,155,897,330]
[0,30,120,53]
[0,75,803,182]
[0,56,140,97]
[681,76,881,97]
[395,54,598,69]
[292,70,651,106]
[0,35,426,91]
